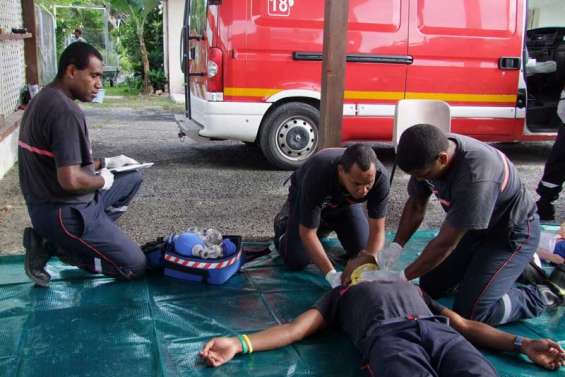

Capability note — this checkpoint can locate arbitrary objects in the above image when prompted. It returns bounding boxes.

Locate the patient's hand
[200,337,240,367]
[522,338,565,371]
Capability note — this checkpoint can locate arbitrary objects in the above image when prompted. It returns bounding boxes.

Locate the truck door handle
[499,57,521,70]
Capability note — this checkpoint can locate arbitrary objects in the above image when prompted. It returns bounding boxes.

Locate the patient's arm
[200,309,326,367]
[442,307,565,371]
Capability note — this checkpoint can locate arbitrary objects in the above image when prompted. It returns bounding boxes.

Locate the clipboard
[109,162,154,173]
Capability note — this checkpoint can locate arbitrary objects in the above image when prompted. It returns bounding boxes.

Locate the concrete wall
[0,127,19,180]
[529,0,565,29]
[0,112,23,180]
[163,0,186,103]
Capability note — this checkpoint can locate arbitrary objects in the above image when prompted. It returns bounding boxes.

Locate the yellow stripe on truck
[224,87,280,97]
[345,90,404,100]
[224,87,516,103]
[406,92,517,103]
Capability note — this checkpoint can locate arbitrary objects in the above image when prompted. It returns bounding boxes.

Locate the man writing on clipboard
[18,42,147,286]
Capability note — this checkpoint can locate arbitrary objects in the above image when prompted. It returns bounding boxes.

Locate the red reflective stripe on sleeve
[18,140,55,158]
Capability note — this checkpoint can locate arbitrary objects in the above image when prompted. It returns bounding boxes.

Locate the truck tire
[259,102,319,170]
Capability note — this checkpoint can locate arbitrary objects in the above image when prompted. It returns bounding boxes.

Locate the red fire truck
[179,0,564,169]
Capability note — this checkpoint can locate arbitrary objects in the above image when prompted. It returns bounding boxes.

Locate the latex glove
[99,168,115,190]
[325,269,342,288]
[105,154,139,169]
[360,269,407,283]
[377,242,403,271]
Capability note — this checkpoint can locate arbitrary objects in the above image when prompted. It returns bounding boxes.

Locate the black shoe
[550,264,565,295]
[536,200,555,222]
[518,261,549,285]
[273,200,289,250]
[524,262,565,308]
[537,284,564,309]
[23,227,51,287]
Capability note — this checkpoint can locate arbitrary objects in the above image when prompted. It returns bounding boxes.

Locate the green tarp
[0,231,563,377]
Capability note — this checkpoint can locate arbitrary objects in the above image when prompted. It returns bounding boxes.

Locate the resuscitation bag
[141,234,243,285]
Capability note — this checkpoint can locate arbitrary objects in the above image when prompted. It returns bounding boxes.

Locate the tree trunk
[137,24,153,94]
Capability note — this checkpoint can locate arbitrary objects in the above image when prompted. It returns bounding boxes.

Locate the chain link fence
[35,5,57,85]
[0,0,26,119]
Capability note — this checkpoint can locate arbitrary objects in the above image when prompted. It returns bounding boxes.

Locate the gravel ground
[0,105,561,255]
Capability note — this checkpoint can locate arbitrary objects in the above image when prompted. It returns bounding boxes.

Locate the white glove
[325,269,342,288]
[360,269,407,283]
[377,242,403,271]
[99,168,115,190]
[104,154,139,169]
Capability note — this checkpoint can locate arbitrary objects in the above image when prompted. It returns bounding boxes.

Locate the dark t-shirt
[314,281,445,356]
[290,148,390,228]
[408,134,535,230]
[18,85,95,204]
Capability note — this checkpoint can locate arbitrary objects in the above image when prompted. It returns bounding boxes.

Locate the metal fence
[0,0,26,119]
[35,5,57,85]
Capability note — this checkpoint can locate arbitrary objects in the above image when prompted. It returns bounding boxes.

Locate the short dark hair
[56,42,103,79]
[339,144,377,172]
[396,124,449,172]
[74,28,82,34]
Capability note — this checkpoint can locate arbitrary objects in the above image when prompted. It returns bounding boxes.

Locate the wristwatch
[513,335,523,353]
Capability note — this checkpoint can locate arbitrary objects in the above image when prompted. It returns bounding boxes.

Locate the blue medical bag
[163,235,243,285]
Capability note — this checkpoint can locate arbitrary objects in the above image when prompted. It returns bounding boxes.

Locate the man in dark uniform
[273,144,390,287]
[199,273,565,375]
[19,42,146,287]
[536,86,565,221]
[347,124,562,325]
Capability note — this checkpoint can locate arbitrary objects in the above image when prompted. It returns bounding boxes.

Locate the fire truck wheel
[259,102,319,170]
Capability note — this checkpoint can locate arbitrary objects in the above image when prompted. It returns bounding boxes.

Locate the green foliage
[36,0,110,60]
[113,5,164,90]
[189,0,206,35]
[124,75,143,92]
[36,0,164,94]
[149,68,166,91]
[55,7,107,59]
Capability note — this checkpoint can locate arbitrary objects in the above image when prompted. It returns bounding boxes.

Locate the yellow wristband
[242,334,253,353]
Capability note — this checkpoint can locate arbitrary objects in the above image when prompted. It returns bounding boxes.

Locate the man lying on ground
[200,265,564,376]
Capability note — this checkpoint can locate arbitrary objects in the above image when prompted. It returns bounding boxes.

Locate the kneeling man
[19,42,146,286]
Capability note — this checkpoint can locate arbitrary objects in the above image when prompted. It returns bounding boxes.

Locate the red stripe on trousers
[57,208,131,279]
[469,219,530,320]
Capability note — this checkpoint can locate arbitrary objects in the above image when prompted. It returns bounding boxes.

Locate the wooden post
[21,0,39,85]
[319,0,349,148]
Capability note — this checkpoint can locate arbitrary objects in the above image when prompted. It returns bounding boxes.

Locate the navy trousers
[537,121,565,203]
[365,319,497,377]
[27,171,146,279]
[420,215,546,325]
[279,196,369,270]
